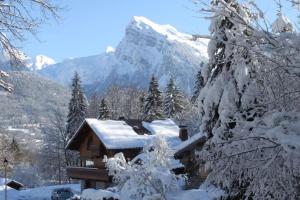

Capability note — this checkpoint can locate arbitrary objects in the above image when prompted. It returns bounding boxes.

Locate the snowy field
[0,183,224,200]
[80,184,225,200]
[0,184,80,200]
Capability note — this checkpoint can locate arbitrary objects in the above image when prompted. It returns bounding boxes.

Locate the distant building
[0,178,24,191]
[174,133,207,189]
[66,118,183,191]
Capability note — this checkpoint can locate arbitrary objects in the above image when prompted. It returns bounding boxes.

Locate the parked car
[51,187,76,200]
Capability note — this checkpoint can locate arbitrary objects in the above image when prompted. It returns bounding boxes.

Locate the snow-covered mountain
[38,16,209,93]
[26,55,56,71]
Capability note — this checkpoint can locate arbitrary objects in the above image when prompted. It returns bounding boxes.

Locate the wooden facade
[66,120,143,191]
[174,135,208,189]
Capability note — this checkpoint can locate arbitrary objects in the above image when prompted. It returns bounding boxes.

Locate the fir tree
[65,72,87,140]
[10,137,22,161]
[143,75,163,121]
[191,62,204,103]
[98,98,110,120]
[164,78,184,118]
[10,137,20,153]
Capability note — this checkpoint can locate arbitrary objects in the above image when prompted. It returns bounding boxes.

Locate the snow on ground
[167,189,222,200]
[167,184,225,200]
[6,126,30,134]
[80,184,224,200]
[0,184,80,200]
[82,188,120,200]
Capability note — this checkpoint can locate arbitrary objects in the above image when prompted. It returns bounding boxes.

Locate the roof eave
[65,119,88,150]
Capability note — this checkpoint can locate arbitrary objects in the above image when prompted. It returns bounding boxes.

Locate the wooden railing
[66,167,111,182]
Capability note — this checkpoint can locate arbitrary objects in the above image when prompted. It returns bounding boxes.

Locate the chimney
[179,125,188,141]
[118,116,125,120]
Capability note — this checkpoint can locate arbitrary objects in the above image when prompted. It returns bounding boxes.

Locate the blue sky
[22,0,298,62]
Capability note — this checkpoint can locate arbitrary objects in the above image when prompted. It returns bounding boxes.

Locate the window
[86,160,94,167]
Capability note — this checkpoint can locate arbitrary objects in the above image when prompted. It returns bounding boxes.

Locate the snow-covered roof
[85,119,148,149]
[67,118,181,150]
[143,119,182,148]
[143,119,179,137]
[174,132,207,156]
[0,178,24,187]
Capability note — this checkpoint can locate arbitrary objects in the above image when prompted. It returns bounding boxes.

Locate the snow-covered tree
[66,72,87,140]
[104,137,180,200]
[98,98,110,120]
[41,106,69,184]
[163,78,184,118]
[65,72,87,167]
[193,0,300,199]
[191,62,204,103]
[104,86,143,120]
[0,1,59,92]
[143,75,163,121]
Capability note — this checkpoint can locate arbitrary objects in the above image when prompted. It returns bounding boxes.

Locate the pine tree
[98,98,110,120]
[10,137,22,162]
[143,75,163,121]
[191,62,204,103]
[164,78,184,118]
[65,72,87,140]
[10,137,20,153]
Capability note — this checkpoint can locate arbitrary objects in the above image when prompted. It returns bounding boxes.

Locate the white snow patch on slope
[25,55,56,71]
[106,46,115,54]
[132,16,209,57]
[34,55,56,70]
[6,126,30,134]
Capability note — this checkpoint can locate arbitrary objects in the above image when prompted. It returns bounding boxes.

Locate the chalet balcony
[66,167,111,182]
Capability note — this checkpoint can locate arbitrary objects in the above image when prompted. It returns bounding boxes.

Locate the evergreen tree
[10,137,20,153]
[65,72,87,140]
[191,62,204,103]
[164,78,184,118]
[10,137,22,162]
[98,98,110,120]
[143,75,163,121]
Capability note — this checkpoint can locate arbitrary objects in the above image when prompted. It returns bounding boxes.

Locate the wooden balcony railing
[66,167,111,182]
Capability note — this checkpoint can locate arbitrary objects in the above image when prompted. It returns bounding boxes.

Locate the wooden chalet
[66,118,182,191]
[6,180,24,191]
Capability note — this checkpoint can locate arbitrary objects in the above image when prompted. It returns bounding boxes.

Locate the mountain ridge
[37,16,209,94]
